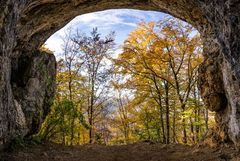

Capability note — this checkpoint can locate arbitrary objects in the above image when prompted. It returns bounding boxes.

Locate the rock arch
[0,0,240,148]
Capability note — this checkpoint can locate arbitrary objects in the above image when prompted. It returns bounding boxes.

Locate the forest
[37,18,214,146]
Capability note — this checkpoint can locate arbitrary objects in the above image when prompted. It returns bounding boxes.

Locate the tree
[57,28,86,145]
[39,19,210,146]
[39,28,115,144]
[110,87,136,144]
[113,18,206,144]
[71,28,115,143]
[38,29,89,145]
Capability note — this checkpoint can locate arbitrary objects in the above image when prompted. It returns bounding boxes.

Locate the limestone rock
[11,50,56,137]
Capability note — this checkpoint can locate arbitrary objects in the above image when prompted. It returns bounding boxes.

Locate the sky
[45,9,170,56]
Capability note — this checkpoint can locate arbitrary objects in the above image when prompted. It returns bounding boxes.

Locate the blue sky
[45,9,170,55]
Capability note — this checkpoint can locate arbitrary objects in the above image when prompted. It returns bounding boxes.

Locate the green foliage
[38,99,89,144]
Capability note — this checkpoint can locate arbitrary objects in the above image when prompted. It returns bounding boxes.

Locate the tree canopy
[38,18,214,145]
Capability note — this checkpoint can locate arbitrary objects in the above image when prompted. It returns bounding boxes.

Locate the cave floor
[1,142,239,161]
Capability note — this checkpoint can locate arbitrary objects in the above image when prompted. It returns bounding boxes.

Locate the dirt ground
[1,142,240,161]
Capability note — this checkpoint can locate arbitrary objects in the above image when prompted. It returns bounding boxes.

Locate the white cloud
[45,9,168,55]
[45,36,63,54]
[68,9,141,28]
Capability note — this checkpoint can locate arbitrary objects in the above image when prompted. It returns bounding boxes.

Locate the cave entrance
[36,9,214,146]
[2,0,240,157]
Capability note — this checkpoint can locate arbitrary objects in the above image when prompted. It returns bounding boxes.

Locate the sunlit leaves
[113,18,207,144]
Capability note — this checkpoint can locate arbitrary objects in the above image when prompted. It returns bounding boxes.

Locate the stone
[0,0,240,148]
[0,48,56,149]
[11,50,56,137]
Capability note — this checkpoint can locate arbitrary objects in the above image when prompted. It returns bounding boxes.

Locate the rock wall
[198,0,240,146]
[11,51,56,137]
[0,0,240,148]
[0,49,56,149]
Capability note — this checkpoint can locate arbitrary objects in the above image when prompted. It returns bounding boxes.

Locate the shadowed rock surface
[11,51,56,136]
[0,0,240,149]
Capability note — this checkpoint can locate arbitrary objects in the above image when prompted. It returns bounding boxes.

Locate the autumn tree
[59,29,86,145]
[38,28,115,145]
[71,28,115,143]
[109,86,137,144]
[113,18,207,144]
[38,29,89,145]
[39,18,211,146]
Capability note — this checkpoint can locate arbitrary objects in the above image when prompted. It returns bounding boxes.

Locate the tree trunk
[172,101,176,143]
[89,76,95,144]
[164,81,170,144]
[70,117,75,145]
[181,104,187,144]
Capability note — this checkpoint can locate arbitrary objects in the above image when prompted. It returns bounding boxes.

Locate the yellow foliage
[40,45,53,54]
